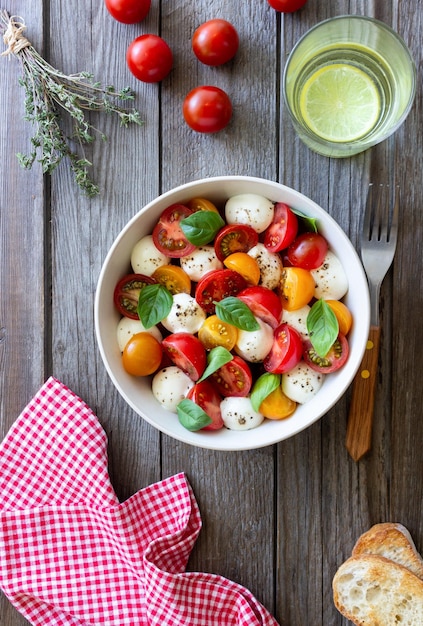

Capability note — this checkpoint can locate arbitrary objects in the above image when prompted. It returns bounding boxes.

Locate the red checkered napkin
[0,377,279,626]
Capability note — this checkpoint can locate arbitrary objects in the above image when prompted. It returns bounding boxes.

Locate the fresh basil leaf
[306,299,339,357]
[180,210,225,246]
[177,398,213,431]
[215,297,260,331]
[197,346,233,382]
[251,373,281,413]
[137,283,173,328]
[291,208,318,233]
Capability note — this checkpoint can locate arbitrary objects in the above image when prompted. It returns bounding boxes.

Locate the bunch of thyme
[0,10,143,196]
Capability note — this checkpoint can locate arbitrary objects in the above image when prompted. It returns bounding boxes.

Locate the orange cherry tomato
[152,264,191,295]
[186,197,220,214]
[223,252,261,285]
[198,315,238,350]
[278,267,315,311]
[325,300,353,336]
[122,332,162,376]
[259,385,297,420]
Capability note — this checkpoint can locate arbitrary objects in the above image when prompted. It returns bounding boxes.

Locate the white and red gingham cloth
[0,376,279,626]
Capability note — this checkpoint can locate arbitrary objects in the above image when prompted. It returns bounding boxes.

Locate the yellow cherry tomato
[278,267,315,311]
[187,197,220,214]
[198,315,238,350]
[259,385,297,420]
[152,264,191,294]
[326,299,353,336]
[223,252,261,285]
[122,332,162,376]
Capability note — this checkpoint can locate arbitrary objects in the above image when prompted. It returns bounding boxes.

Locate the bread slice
[333,554,423,625]
[352,523,423,580]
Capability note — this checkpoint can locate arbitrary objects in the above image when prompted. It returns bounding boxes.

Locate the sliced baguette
[352,523,423,580]
[333,554,423,625]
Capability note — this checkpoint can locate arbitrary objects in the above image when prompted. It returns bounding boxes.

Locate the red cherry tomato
[211,355,253,397]
[104,0,151,23]
[214,224,258,262]
[237,285,282,329]
[287,232,329,269]
[183,86,232,133]
[152,204,196,258]
[161,333,207,381]
[126,35,173,83]
[267,0,307,12]
[263,323,303,374]
[187,381,224,430]
[195,268,247,314]
[192,19,239,66]
[113,273,156,319]
[263,203,298,253]
[303,334,349,374]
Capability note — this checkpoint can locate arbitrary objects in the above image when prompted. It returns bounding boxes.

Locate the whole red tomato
[183,86,232,133]
[267,0,307,12]
[192,19,239,66]
[126,35,173,83]
[104,0,151,24]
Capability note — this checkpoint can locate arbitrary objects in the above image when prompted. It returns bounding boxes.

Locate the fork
[345,184,399,461]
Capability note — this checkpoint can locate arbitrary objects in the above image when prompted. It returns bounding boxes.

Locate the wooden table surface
[1,1,423,624]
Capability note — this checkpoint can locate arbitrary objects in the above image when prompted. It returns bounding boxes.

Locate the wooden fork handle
[345,325,381,461]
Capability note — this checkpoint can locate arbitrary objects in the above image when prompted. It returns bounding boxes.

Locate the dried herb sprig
[0,10,143,196]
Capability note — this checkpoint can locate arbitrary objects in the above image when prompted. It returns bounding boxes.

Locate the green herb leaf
[251,373,281,412]
[198,346,233,382]
[137,283,173,328]
[306,299,339,357]
[177,398,213,431]
[291,208,318,233]
[215,297,260,331]
[180,210,225,246]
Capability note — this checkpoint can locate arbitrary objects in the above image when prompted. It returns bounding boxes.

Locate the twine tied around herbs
[1,14,31,56]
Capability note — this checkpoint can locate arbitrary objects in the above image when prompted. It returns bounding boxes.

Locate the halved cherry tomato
[187,197,220,214]
[198,315,238,350]
[303,333,349,373]
[263,323,303,374]
[259,385,297,420]
[214,224,258,261]
[287,232,328,269]
[325,300,353,336]
[187,381,224,430]
[104,0,151,24]
[161,333,206,381]
[192,19,239,66]
[223,252,260,285]
[278,267,315,311]
[237,285,282,329]
[113,273,156,319]
[122,332,162,376]
[183,86,232,133]
[152,204,196,258]
[195,268,247,314]
[152,264,191,294]
[211,355,252,397]
[263,203,298,253]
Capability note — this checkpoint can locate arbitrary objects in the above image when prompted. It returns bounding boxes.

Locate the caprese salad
[113,193,352,433]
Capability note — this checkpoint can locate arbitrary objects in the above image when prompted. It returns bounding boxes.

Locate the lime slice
[300,63,381,142]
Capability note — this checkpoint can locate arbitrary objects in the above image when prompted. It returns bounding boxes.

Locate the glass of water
[283,15,416,158]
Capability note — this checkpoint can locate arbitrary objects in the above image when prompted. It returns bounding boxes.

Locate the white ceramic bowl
[95,176,370,451]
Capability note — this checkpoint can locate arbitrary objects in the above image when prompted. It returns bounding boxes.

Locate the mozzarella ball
[311,251,348,300]
[282,362,324,404]
[235,317,274,363]
[162,293,206,334]
[180,246,223,281]
[220,396,264,430]
[131,235,170,276]
[281,305,311,341]
[247,243,283,290]
[116,317,162,352]
[225,194,275,233]
[152,366,194,413]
